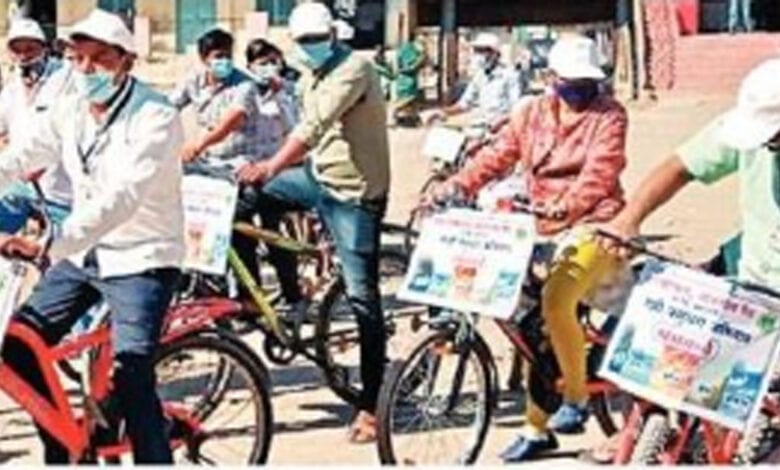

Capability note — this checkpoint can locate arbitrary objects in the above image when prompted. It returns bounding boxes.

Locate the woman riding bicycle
[429,34,628,462]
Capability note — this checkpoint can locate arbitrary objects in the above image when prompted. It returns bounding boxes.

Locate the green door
[256,0,296,26]
[176,0,217,54]
[97,0,135,28]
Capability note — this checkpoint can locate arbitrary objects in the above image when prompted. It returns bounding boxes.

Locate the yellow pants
[526,236,618,433]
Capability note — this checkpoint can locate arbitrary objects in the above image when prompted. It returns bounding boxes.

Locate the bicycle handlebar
[0,180,53,269]
[420,192,565,220]
[595,229,780,302]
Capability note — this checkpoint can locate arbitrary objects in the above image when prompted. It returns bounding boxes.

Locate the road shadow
[273,402,352,434]
[0,449,29,463]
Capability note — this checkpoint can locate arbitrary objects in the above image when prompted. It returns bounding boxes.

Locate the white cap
[548,35,606,80]
[70,9,135,54]
[334,19,355,41]
[471,32,500,51]
[718,59,780,150]
[289,2,334,40]
[7,18,46,46]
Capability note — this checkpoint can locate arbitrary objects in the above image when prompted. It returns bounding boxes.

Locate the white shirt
[458,63,525,124]
[253,85,299,159]
[0,78,185,278]
[0,58,75,205]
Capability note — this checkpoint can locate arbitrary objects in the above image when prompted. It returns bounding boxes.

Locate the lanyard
[77,78,136,175]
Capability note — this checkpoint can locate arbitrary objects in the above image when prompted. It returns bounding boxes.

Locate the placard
[421,127,466,163]
[600,261,780,431]
[182,175,239,276]
[399,208,536,319]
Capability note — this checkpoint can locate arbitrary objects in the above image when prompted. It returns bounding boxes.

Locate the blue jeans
[729,0,753,32]
[258,165,387,412]
[0,253,180,463]
[0,183,70,233]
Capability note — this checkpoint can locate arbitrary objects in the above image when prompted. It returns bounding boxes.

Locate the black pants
[233,183,304,304]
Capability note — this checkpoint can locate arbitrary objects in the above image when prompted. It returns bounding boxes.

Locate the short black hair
[198,29,234,58]
[245,38,283,64]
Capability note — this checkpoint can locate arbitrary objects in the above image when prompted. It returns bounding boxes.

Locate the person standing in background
[728,0,754,33]
[393,33,426,126]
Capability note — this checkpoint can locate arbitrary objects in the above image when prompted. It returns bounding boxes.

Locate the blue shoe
[500,433,559,463]
[549,402,590,434]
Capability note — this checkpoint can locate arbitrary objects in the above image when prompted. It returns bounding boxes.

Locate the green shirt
[395,41,425,102]
[678,116,780,288]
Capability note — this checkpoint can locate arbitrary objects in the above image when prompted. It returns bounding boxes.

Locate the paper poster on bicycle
[181,175,239,276]
[600,260,780,431]
[399,208,536,319]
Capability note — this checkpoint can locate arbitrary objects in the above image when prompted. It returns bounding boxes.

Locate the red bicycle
[375,197,632,465]
[0,186,273,464]
[612,379,780,464]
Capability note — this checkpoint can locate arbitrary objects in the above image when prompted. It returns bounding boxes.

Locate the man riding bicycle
[429,34,628,462]
[236,2,390,443]
[595,58,780,464]
[0,18,74,233]
[427,32,525,128]
[0,10,184,463]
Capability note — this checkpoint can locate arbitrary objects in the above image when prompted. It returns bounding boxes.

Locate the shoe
[348,410,378,444]
[500,432,559,462]
[549,402,590,434]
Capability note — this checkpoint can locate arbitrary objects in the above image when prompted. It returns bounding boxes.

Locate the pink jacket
[453,94,628,235]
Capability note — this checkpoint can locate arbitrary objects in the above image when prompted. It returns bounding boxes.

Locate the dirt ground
[0,66,741,465]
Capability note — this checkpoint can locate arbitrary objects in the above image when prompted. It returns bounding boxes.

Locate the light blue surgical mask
[209,57,234,80]
[251,62,281,85]
[74,70,119,104]
[296,40,334,70]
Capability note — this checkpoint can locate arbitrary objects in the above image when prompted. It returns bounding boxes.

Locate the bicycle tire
[154,332,273,465]
[376,328,494,465]
[312,277,362,405]
[591,390,634,437]
[735,410,776,464]
[630,412,672,464]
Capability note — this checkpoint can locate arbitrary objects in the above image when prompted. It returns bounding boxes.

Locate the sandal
[348,411,378,444]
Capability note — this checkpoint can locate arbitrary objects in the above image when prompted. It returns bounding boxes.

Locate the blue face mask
[209,57,234,80]
[296,40,334,70]
[74,70,119,104]
[554,80,600,109]
[251,62,281,86]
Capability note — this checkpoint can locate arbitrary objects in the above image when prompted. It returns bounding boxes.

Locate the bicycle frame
[0,293,250,461]
[228,221,324,339]
[614,391,780,464]
[494,317,619,396]
[0,321,111,459]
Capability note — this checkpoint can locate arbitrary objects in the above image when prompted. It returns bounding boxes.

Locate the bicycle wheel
[630,412,672,464]
[155,331,273,464]
[376,328,494,465]
[312,277,363,405]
